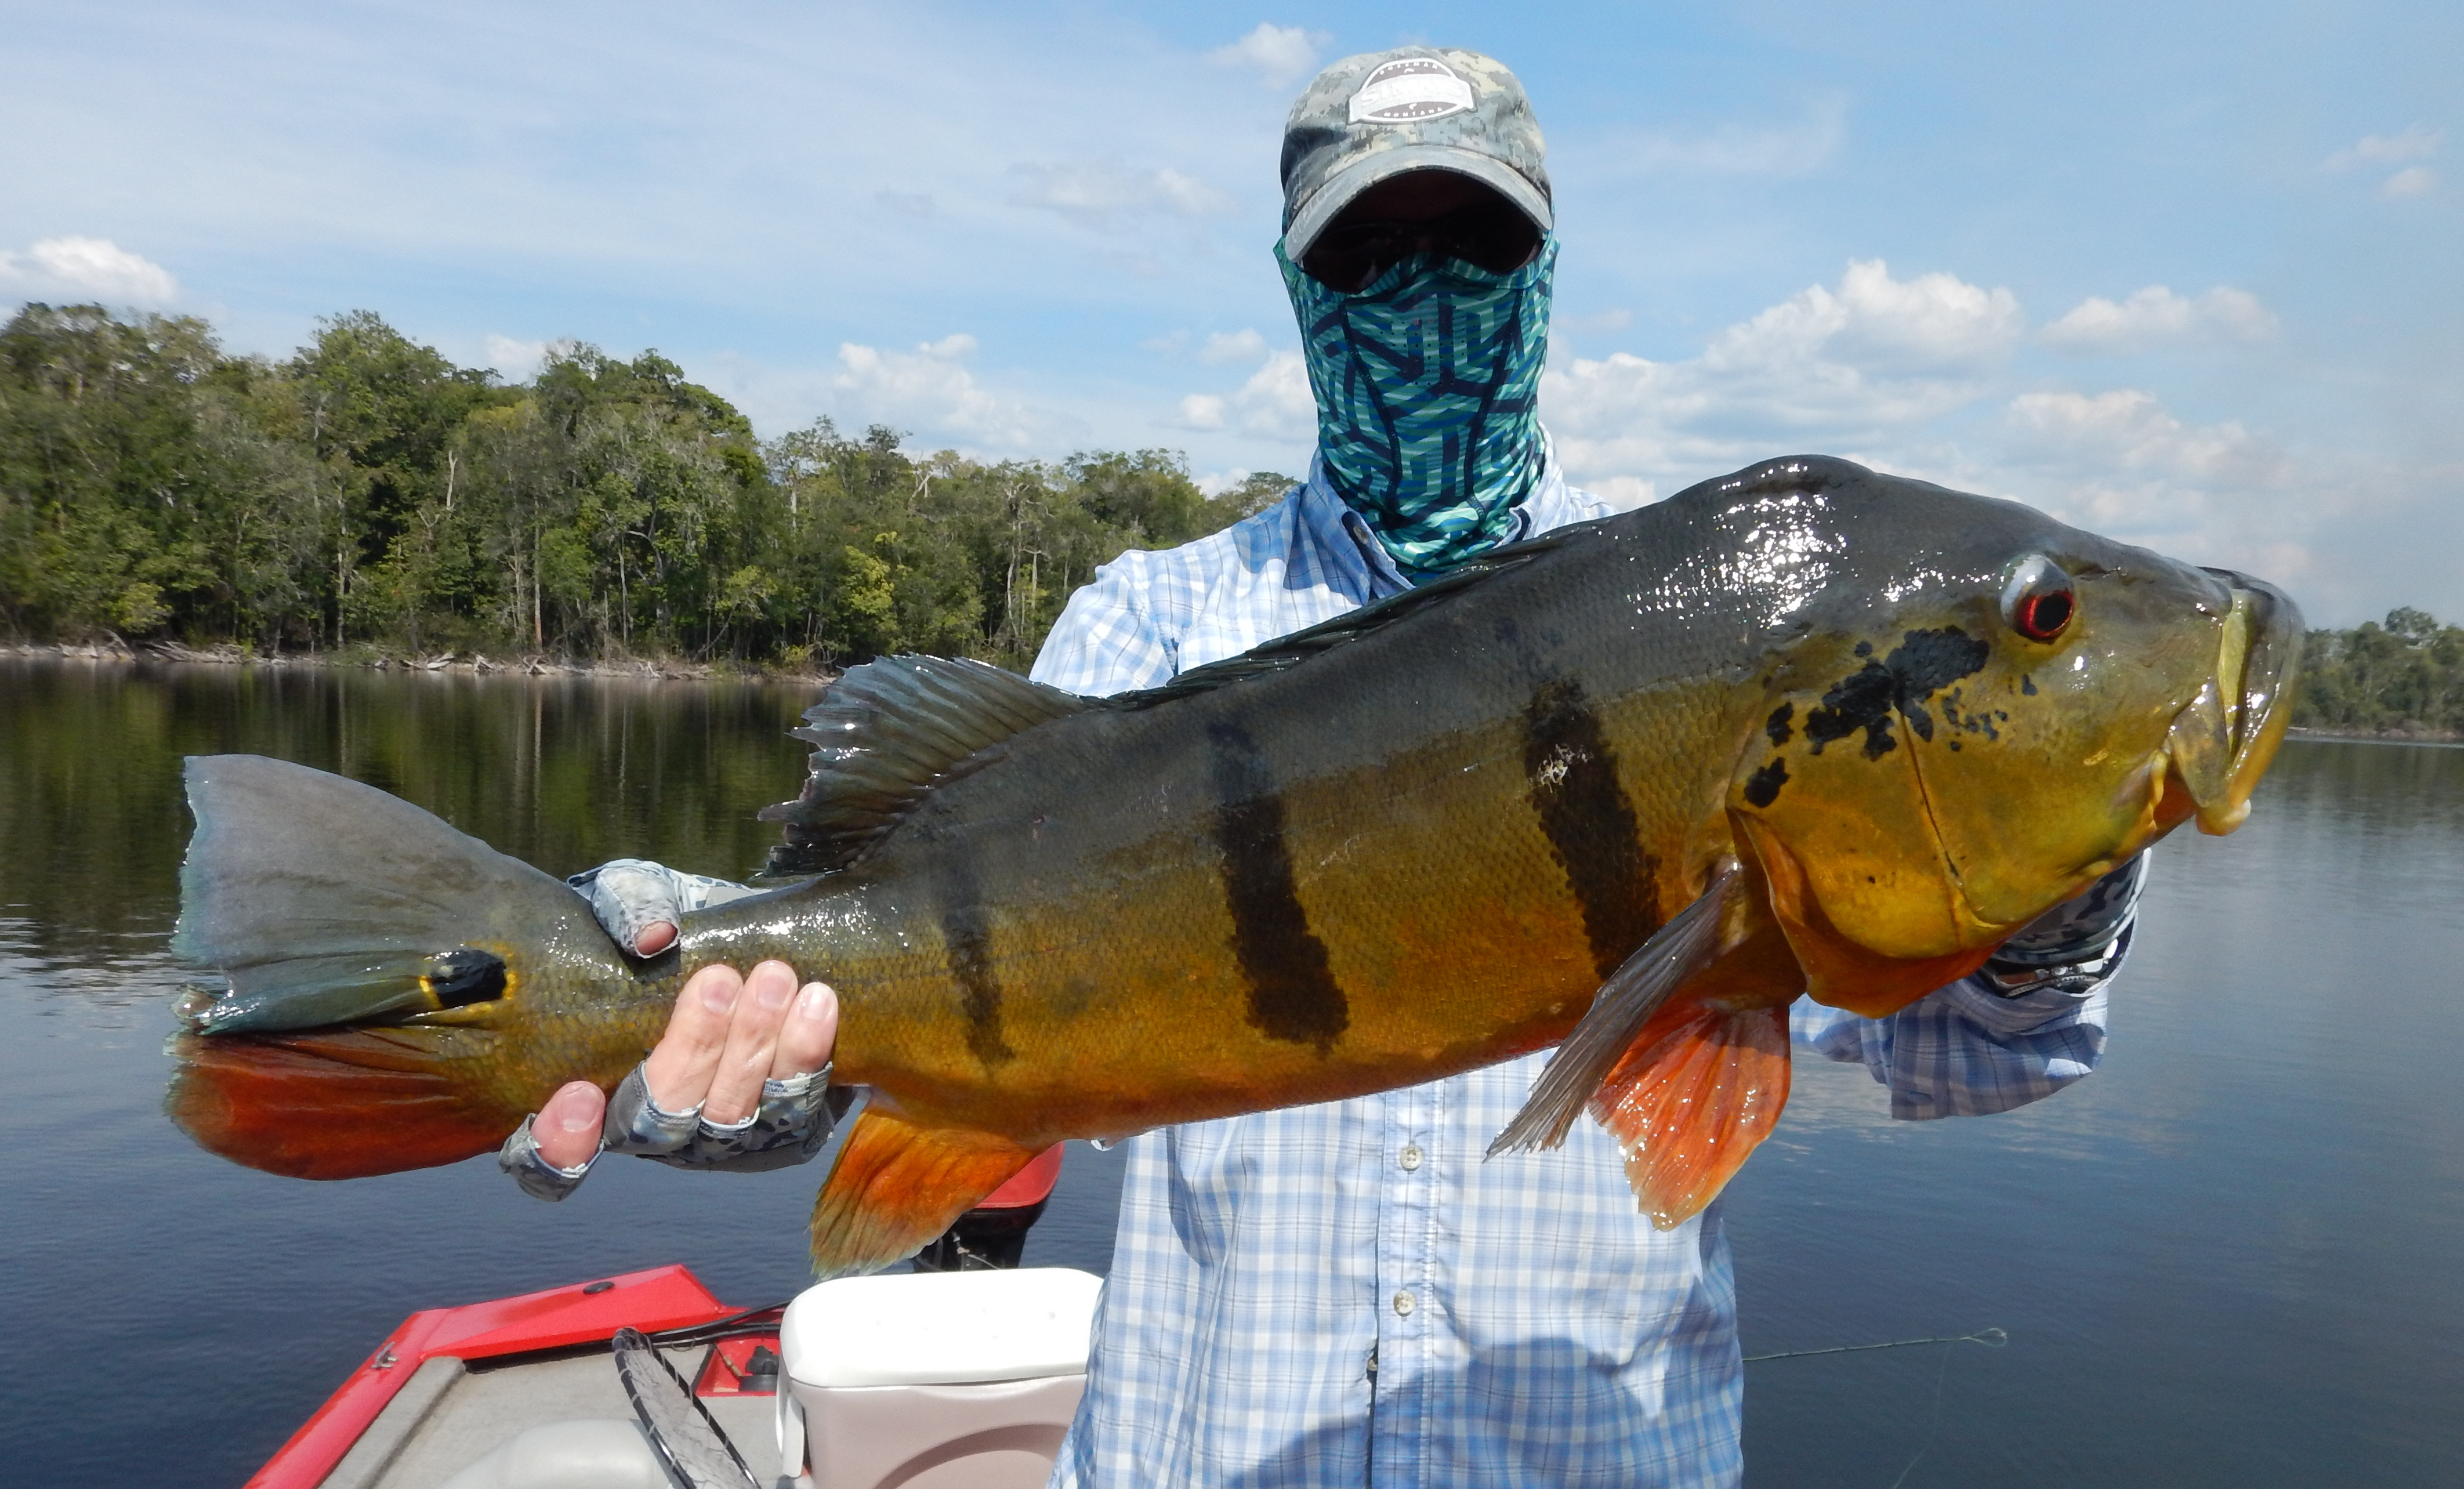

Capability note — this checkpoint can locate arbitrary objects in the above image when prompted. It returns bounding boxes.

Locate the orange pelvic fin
[809,1106,1039,1278]
[1589,999,1793,1230]
[165,1028,523,1180]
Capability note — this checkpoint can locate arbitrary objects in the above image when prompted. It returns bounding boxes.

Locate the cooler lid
[781,1267,1103,1387]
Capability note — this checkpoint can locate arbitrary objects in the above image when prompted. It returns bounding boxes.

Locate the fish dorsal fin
[1114,535,1564,707]
[760,655,1093,875]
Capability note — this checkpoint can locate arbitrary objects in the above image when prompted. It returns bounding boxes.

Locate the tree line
[6,302,2458,729]
[0,304,1288,670]
[2293,608,2464,737]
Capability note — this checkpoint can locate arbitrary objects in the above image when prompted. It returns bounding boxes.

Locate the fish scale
[165,455,2303,1276]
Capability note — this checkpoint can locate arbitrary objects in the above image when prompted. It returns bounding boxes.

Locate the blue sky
[2,0,2455,625]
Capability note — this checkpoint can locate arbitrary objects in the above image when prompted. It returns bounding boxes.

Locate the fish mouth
[2160,571,2304,836]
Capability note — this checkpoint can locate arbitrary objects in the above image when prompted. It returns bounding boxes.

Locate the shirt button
[1393,1291,1416,1317]
[1398,1144,1423,1172]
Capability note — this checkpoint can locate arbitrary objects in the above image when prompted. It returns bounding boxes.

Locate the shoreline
[12,645,2462,742]
[5,638,838,686]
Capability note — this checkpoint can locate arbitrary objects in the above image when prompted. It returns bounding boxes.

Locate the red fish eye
[2001,556,2075,643]
[2013,588,2073,640]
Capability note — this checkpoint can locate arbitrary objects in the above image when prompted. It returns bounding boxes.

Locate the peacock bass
[166,456,2302,1278]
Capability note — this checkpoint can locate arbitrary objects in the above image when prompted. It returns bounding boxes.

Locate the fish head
[1709,459,2302,1015]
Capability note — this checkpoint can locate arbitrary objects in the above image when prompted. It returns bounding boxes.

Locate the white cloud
[2005,389,2287,487]
[2042,285,2278,352]
[1585,474,1656,511]
[1198,328,1267,364]
[1208,23,1329,88]
[1008,160,1234,227]
[1709,259,2026,376]
[2323,124,2440,171]
[1194,467,1260,497]
[831,333,1053,451]
[1542,260,2027,492]
[1228,349,1315,439]
[0,236,178,305]
[2383,166,2437,198]
[2322,126,2441,201]
[484,334,549,378]
[1177,393,1227,429]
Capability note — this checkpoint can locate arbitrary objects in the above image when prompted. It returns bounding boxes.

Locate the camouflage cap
[1279,48,1551,259]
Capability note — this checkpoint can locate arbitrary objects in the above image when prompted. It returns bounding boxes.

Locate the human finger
[701,960,799,1126]
[770,981,839,1081]
[641,962,745,1113]
[532,1079,607,1170]
[634,920,677,956]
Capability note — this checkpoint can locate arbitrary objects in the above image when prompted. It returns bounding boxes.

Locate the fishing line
[1741,1326,2006,1362]
[1742,1328,2007,1489]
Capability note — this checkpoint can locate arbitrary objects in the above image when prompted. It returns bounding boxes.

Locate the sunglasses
[1300,204,1543,292]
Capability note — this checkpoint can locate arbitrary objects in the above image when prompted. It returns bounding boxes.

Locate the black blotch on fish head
[1744,756,1790,807]
[1765,703,1795,747]
[1803,626,1990,762]
[1803,660,1896,758]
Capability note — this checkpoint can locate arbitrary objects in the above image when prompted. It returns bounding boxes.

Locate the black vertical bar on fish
[937,861,1016,1068]
[1205,721,1349,1053]
[1521,678,1662,979]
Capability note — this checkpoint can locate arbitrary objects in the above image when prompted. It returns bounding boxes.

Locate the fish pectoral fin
[808,1106,1040,1279]
[1487,865,1740,1158]
[1592,1000,1792,1229]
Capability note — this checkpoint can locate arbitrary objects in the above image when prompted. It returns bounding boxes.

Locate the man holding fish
[507,48,2147,1488]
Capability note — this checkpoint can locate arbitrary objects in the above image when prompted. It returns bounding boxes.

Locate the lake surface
[2,657,2458,1486]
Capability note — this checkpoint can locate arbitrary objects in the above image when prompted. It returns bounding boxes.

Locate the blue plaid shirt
[1032,449,2115,1488]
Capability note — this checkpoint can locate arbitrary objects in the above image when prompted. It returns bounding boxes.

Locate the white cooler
[776,1268,1104,1489]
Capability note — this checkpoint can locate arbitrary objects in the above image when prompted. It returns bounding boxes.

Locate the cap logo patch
[1348,58,1475,124]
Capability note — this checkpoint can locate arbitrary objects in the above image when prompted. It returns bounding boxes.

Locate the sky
[2,0,2456,626]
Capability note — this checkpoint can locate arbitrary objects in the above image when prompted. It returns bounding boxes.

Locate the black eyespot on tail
[423,948,508,1009]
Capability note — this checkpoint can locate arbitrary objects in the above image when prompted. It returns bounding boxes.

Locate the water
[2,658,2458,1484]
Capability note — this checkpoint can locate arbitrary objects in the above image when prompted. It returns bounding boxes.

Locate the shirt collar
[1295,428,1574,600]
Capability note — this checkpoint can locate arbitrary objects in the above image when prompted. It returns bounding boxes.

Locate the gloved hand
[497,863,840,1201]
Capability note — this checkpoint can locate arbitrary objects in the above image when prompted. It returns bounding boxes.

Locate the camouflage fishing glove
[1948,853,2148,1034]
[566,858,761,954]
[496,861,840,1201]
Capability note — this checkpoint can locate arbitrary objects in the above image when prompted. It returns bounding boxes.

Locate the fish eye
[2000,555,2075,643]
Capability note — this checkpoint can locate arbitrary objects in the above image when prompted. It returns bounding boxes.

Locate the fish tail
[1589,999,1793,1230]
[807,1104,1039,1278]
[166,754,626,1177]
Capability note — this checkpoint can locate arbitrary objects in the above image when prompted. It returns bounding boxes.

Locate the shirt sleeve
[1029,551,1179,696]
[1789,973,2111,1120]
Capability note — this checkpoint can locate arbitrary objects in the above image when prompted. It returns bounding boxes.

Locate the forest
[0,304,1286,672]
[3,302,2458,734]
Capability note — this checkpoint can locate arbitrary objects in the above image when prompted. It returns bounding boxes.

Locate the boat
[249,1146,1088,1489]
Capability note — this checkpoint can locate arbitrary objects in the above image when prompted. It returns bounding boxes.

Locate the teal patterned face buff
[1278,235,1557,577]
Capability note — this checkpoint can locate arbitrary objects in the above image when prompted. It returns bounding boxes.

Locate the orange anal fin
[809,1107,1038,1279]
[1588,1000,1792,1230]
[165,1030,523,1180]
